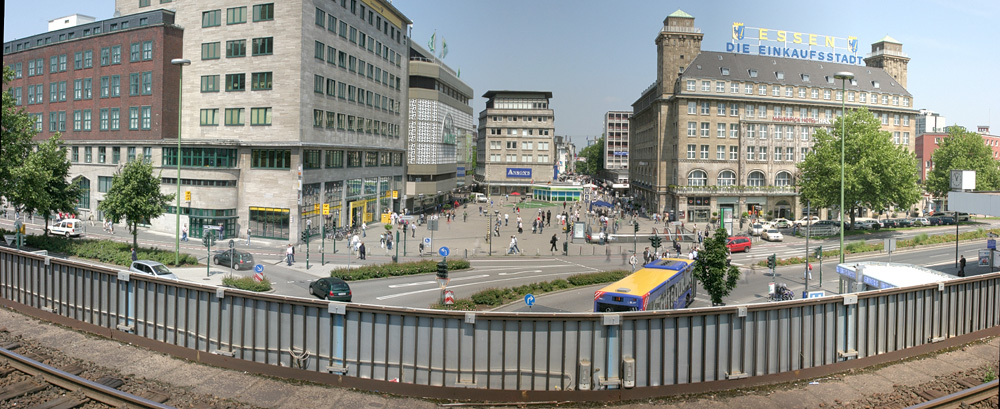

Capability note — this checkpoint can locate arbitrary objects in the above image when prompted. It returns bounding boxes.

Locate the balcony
[671,185,797,196]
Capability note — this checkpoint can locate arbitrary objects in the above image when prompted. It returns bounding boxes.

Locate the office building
[915,109,947,136]
[475,91,557,194]
[630,10,917,222]
[405,42,474,212]
[603,110,631,184]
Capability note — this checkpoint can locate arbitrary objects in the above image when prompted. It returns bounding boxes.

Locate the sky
[6,0,999,148]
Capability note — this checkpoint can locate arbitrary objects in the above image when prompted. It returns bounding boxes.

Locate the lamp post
[171,58,191,267]
[834,71,853,266]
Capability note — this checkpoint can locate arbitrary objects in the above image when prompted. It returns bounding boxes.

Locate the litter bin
[563,242,568,254]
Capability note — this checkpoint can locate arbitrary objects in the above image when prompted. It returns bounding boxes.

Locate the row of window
[302,149,403,169]
[70,146,150,164]
[198,107,272,126]
[7,43,152,80]
[488,141,551,150]
[486,128,553,136]
[314,0,406,46]
[11,72,154,106]
[487,154,552,163]
[310,109,401,137]
[487,115,552,123]
[686,144,810,163]
[314,9,403,69]
[202,37,272,59]
[312,74,400,113]
[313,41,402,92]
[685,78,911,107]
[201,4,274,27]
[42,107,154,134]
[200,72,272,92]
[684,100,913,126]
[687,169,792,187]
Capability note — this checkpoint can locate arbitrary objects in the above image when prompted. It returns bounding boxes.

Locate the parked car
[940,211,970,222]
[912,217,930,226]
[750,223,765,236]
[895,218,914,227]
[129,260,179,280]
[852,219,881,230]
[807,220,841,236]
[309,277,352,302]
[47,218,83,237]
[213,250,255,270]
[762,229,784,242]
[938,216,956,225]
[771,218,792,229]
[726,236,752,253]
[926,216,944,226]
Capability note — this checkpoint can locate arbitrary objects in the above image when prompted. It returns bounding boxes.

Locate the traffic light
[301,228,311,244]
[634,221,640,233]
[650,235,662,249]
[814,246,823,259]
[767,254,777,269]
[202,232,215,248]
[436,261,449,279]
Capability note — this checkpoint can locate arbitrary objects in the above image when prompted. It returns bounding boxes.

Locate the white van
[48,218,83,237]
[473,193,488,203]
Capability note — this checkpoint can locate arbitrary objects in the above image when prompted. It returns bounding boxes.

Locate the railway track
[1,344,174,409]
[907,378,999,409]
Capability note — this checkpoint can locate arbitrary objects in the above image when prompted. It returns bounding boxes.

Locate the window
[202,42,221,59]
[701,102,710,115]
[75,52,84,70]
[716,81,725,93]
[758,84,766,95]
[72,146,79,162]
[225,108,244,125]
[99,108,109,130]
[315,8,326,27]
[687,170,707,186]
[687,101,696,114]
[303,150,322,169]
[129,107,140,130]
[314,41,325,60]
[687,122,696,137]
[729,146,739,160]
[141,72,152,95]
[346,151,361,167]
[98,176,113,193]
[253,3,274,21]
[227,6,247,24]
[83,110,92,131]
[130,42,141,62]
[201,75,220,92]
[717,123,726,138]
[200,109,219,125]
[823,89,831,100]
[110,75,120,97]
[758,147,767,161]
[730,104,739,116]
[252,37,273,55]
[141,41,153,60]
[730,123,739,138]
[129,73,141,96]
[325,150,344,168]
[226,40,246,58]
[716,145,726,160]
[251,149,291,169]
[700,122,709,137]
[111,46,121,64]
[748,171,765,186]
[83,50,94,68]
[730,82,739,93]
[226,73,245,91]
[251,72,272,90]
[203,10,221,27]
[109,108,120,130]
[811,89,819,99]
[686,144,696,159]
[73,110,82,131]
[112,147,120,164]
[250,107,271,125]
[759,124,768,139]
[701,80,710,92]
[717,102,726,116]
[775,171,791,187]
[786,147,794,161]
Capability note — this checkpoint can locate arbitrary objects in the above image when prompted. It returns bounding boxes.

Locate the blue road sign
[439,246,450,257]
[988,239,996,250]
[807,291,825,299]
[254,264,264,273]
[525,294,536,306]
[423,237,432,245]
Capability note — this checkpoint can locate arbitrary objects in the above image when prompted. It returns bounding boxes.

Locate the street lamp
[834,71,854,265]
[171,58,190,267]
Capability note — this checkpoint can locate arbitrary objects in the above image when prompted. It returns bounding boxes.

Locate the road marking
[471,258,559,263]
[498,270,543,276]
[387,274,490,288]
[472,264,571,272]
[375,270,597,300]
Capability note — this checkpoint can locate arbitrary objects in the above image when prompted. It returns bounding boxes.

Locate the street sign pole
[321,224,325,266]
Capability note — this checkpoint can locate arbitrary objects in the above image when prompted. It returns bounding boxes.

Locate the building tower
[656,10,703,95]
[864,36,909,88]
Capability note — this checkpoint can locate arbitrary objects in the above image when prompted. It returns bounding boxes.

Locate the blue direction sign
[524,294,536,306]
[988,239,996,250]
[807,290,826,299]
[254,264,264,273]
[423,237,432,245]
[439,246,450,257]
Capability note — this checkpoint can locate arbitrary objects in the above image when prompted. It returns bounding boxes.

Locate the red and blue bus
[593,258,697,312]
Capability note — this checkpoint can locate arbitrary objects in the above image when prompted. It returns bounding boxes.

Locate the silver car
[129,260,179,280]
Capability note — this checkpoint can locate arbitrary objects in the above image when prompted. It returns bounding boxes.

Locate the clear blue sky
[7,0,998,146]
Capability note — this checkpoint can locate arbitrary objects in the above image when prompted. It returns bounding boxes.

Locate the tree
[98,160,174,251]
[11,135,81,234]
[694,227,741,305]
[925,126,1000,197]
[797,107,920,226]
[1,67,37,205]
[577,137,605,176]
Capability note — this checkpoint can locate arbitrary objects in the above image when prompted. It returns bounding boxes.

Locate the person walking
[359,242,367,260]
[411,222,416,238]
[517,221,523,234]
[504,213,509,226]
[286,244,294,266]
[181,224,188,242]
[959,255,966,277]
[550,234,558,251]
[246,227,251,246]
[130,247,137,262]
[508,235,520,255]
[361,222,367,237]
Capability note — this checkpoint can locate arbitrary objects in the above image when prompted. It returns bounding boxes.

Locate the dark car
[309,277,352,302]
[726,236,752,253]
[893,218,914,228]
[938,216,956,225]
[926,216,943,226]
[212,250,254,270]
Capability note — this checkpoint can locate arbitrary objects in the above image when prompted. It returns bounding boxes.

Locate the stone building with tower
[629,10,917,223]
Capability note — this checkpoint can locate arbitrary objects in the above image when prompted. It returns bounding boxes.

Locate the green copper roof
[876,35,901,44]
[668,9,694,18]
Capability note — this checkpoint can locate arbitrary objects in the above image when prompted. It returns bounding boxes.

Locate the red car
[727,236,752,253]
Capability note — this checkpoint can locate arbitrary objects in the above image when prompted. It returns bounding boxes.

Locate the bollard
[536,248,540,256]
[464,249,468,258]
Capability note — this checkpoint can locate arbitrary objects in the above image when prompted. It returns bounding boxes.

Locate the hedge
[24,234,198,267]
[222,275,273,292]
[331,259,471,281]
[432,270,630,311]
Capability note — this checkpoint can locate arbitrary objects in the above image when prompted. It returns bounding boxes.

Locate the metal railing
[1,246,997,400]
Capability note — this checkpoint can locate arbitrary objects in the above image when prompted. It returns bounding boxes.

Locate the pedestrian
[517,221,523,234]
[550,234,558,251]
[286,244,293,265]
[531,219,537,234]
[88,213,94,227]
[130,247,137,262]
[643,247,651,264]
[697,231,703,244]
[508,235,520,255]
[411,222,416,238]
[362,222,367,237]
[463,211,467,222]
[504,213,509,226]
[181,224,188,242]
[959,255,966,277]
[546,210,552,226]
[387,236,393,250]
[359,242,367,260]
[246,227,251,246]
